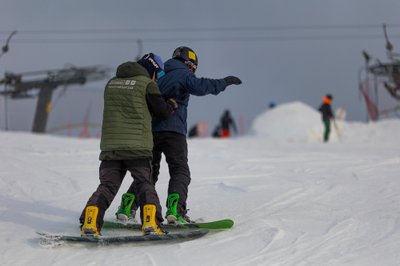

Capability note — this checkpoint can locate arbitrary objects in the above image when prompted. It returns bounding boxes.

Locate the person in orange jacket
[219,109,237,138]
[318,94,334,142]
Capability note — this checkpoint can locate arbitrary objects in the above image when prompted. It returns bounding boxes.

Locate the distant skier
[219,109,237,138]
[188,124,198,138]
[318,94,334,142]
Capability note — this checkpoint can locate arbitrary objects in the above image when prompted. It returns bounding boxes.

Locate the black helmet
[173,46,198,72]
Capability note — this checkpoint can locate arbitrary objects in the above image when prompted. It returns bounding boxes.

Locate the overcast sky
[1,0,400,136]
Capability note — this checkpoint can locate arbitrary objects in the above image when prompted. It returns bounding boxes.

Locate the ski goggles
[185,60,197,73]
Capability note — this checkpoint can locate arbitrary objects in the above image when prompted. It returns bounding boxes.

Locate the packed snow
[1,101,400,266]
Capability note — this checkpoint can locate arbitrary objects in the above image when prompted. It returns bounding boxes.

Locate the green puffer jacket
[99,62,162,160]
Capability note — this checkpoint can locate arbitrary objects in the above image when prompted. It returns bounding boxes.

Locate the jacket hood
[164,58,188,73]
[116,61,150,78]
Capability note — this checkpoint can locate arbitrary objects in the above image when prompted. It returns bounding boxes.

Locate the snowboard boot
[81,205,100,237]
[165,193,192,224]
[116,192,136,221]
[142,204,165,235]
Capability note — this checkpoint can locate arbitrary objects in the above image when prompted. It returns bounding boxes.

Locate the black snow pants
[127,132,191,214]
[80,159,163,229]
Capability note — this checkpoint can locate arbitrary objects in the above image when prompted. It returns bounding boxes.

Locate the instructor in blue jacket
[117,46,242,224]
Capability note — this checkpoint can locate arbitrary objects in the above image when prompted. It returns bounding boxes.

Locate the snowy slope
[1,102,400,266]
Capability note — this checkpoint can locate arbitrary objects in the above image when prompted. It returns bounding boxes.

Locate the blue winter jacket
[152,58,228,135]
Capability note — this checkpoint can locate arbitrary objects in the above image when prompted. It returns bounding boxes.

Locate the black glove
[167,98,178,111]
[224,76,242,86]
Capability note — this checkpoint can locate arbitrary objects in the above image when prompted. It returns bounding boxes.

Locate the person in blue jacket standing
[116,46,242,224]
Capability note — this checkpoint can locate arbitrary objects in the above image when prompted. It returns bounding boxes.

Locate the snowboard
[103,219,234,230]
[37,228,208,246]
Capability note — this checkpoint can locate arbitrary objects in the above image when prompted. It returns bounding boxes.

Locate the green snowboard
[103,219,234,230]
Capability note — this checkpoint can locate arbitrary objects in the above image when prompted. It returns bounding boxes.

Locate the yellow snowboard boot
[81,206,100,237]
[142,204,164,235]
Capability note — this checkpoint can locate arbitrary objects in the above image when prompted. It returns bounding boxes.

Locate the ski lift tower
[359,24,400,121]
[0,65,110,133]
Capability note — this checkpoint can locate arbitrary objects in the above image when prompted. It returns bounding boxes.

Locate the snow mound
[250,101,324,143]
[250,101,400,144]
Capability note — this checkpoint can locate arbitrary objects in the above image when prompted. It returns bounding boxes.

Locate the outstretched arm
[185,74,242,96]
